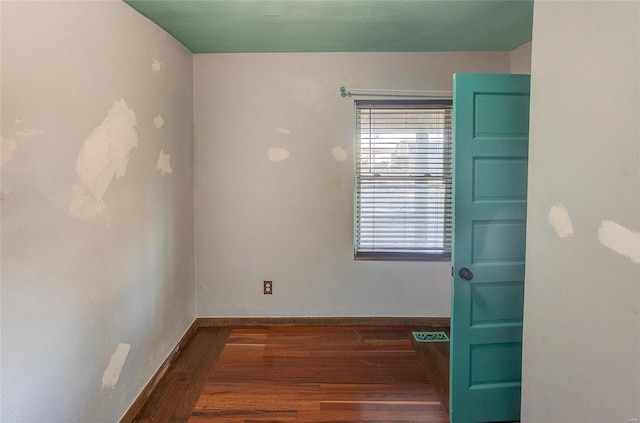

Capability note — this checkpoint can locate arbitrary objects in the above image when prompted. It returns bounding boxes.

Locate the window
[355,100,453,260]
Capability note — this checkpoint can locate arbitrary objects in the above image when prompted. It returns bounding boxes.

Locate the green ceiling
[124,0,533,54]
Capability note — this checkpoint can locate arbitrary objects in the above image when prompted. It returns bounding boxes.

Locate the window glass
[355,100,452,260]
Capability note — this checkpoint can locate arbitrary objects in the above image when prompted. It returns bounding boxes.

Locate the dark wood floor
[129,325,450,423]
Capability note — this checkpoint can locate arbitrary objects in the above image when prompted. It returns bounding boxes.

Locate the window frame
[354,99,453,261]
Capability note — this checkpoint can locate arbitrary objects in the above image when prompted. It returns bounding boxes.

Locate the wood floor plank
[190,326,449,423]
[133,333,207,422]
[409,326,450,415]
[169,327,232,422]
[129,324,451,423]
[132,328,231,423]
[159,329,223,421]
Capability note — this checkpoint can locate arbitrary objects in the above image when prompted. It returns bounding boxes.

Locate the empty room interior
[1,1,639,422]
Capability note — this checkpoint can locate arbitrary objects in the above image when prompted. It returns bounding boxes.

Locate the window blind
[355,100,453,260]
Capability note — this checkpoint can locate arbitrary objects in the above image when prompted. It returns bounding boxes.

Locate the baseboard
[119,319,199,423]
[196,316,450,327]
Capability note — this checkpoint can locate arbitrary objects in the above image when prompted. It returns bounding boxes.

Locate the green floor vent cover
[412,331,449,343]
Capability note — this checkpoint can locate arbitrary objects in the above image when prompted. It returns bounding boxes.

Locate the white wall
[194,52,510,317]
[510,42,532,74]
[1,2,195,422]
[522,2,640,422]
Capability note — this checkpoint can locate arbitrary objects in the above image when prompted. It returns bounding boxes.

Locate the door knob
[458,267,474,281]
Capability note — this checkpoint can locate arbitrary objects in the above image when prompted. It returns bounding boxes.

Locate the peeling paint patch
[156,149,173,175]
[277,128,291,135]
[102,343,130,389]
[548,204,573,238]
[153,114,164,129]
[268,147,290,162]
[70,99,138,219]
[14,119,44,138]
[1,136,17,166]
[151,59,162,74]
[331,146,348,162]
[599,220,640,263]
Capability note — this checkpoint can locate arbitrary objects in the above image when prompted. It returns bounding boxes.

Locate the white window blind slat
[355,100,453,260]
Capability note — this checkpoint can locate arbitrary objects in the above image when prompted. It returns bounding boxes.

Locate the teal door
[450,73,530,423]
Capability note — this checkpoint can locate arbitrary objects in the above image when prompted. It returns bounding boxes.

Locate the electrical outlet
[263,280,273,295]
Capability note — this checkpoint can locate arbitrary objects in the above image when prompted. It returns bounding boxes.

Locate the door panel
[472,157,528,202]
[450,73,530,423]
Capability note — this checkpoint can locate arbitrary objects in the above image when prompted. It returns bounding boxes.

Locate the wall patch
[598,220,640,263]
[69,98,139,219]
[152,59,162,74]
[14,118,44,138]
[153,114,164,129]
[156,149,173,175]
[548,204,573,238]
[102,343,130,389]
[1,136,17,166]
[268,147,290,162]
[277,128,291,135]
[331,146,348,162]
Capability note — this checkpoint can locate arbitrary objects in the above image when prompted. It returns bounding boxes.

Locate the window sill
[354,252,451,262]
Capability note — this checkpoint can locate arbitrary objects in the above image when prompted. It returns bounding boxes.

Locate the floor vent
[412,331,449,343]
